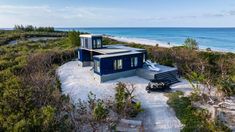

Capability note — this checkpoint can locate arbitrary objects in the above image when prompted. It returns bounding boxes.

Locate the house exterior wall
[94,69,136,83]
[78,49,92,61]
[78,49,101,62]
[94,53,144,75]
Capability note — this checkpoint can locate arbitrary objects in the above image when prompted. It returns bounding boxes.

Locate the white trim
[80,34,102,38]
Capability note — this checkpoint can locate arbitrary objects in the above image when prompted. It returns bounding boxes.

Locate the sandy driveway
[57,61,192,131]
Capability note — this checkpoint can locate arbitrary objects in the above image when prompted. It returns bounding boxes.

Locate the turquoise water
[59,28,235,52]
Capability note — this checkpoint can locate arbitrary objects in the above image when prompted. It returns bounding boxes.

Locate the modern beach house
[78,34,146,82]
[78,34,179,83]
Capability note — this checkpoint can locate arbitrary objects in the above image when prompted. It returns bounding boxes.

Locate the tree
[114,82,143,118]
[115,82,127,115]
[67,30,80,47]
[183,38,199,50]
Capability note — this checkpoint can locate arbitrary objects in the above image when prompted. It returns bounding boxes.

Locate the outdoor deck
[136,64,179,84]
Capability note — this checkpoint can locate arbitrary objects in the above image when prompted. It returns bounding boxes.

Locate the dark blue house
[78,34,147,82]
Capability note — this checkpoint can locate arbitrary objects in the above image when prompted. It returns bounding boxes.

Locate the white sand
[57,61,193,131]
[108,36,175,48]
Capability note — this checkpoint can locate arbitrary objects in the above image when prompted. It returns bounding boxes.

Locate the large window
[114,59,123,70]
[143,54,146,63]
[78,51,80,60]
[85,38,88,48]
[92,39,102,48]
[81,38,84,47]
[93,40,96,48]
[94,60,100,73]
[97,39,101,48]
[131,57,138,67]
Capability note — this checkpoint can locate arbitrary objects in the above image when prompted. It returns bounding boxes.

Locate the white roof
[94,51,142,59]
[80,34,102,38]
[105,45,146,52]
[94,48,130,54]
[80,44,146,55]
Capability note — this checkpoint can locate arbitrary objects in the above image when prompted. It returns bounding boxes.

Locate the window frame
[143,54,146,63]
[134,57,138,67]
[114,59,123,70]
[85,38,88,48]
[131,57,138,67]
[97,39,101,48]
[78,51,80,60]
[93,40,96,48]
[94,60,100,73]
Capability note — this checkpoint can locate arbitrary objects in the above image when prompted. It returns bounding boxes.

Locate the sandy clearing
[57,61,192,131]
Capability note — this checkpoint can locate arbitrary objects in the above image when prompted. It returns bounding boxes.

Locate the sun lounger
[145,60,160,72]
[148,64,160,72]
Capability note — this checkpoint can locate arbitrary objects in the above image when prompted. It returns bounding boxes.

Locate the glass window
[118,59,122,69]
[131,57,138,67]
[93,40,96,48]
[94,60,100,73]
[134,57,138,67]
[85,38,88,48]
[97,39,101,48]
[131,58,134,67]
[143,54,146,63]
[81,38,84,47]
[114,59,122,70]
[78,51,80,60]
[114,60,117,70]
[81,38,83,47]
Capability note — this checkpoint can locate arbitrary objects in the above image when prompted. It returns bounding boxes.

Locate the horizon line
[1,26,235,29]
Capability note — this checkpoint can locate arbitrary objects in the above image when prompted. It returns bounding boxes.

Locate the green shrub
[183,38,199,50]
[167,92,231,131]
[0,30,75,131]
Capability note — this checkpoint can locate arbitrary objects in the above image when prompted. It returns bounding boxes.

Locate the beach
[107,36,173,48]
[58,27,235,53]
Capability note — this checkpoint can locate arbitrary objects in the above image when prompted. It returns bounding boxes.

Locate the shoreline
[106,35,235,53]
[106,35,174,48]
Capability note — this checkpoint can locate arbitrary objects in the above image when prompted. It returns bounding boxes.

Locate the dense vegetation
[166,91,231,132]
[67,30,80,47]
[0,30,78,131]
[0,26,67,46]
[14,25,55,32]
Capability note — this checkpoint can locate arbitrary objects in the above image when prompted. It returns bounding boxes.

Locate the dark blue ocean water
[60,28,234,52]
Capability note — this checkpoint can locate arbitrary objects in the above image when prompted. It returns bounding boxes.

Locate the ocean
[57,27,235,52]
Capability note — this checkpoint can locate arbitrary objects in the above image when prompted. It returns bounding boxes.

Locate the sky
[0,0,235,28]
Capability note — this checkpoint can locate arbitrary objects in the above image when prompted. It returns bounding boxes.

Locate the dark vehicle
[146,79,171,93]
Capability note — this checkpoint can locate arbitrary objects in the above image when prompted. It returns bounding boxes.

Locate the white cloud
[0,5,130,27]
[0,5,234,28]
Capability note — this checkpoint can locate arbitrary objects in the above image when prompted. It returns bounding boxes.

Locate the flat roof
[105,45,146,52]
[79,47,130,54]
[94,51,142,59]
[80,34,102,38]
[94,48,130,54]
[80,44,146,55]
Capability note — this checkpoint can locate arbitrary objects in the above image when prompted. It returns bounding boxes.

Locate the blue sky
[0,0,235,27]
